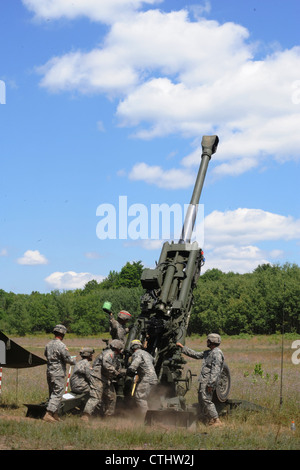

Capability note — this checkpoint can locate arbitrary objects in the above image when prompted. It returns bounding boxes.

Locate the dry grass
[0,334,299,450]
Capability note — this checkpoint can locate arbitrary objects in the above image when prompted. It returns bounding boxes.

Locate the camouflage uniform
[83,346,121,417]
[182,345,224,421]
[44,337,76,414]
[127,348,158,414]
[70,358,93,395]
[109,311,131,347]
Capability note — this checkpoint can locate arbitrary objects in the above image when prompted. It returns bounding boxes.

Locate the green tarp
[0,331,47,368]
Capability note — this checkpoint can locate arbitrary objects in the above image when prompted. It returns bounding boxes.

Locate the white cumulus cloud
[25,4,300,186]
[45,271,105,290]
[202,244,271,274]
[199,208,300,273]
[129,161,196,189]
[19,1,300,277]
[22,0,162,24]
[17,250,49,265]
[203,208,300,249]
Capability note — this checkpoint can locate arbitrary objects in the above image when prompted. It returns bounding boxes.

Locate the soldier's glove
[117,369,126,378]
[126,368,135,377]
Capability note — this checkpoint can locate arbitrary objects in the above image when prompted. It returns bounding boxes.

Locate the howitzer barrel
[179,135,219,244]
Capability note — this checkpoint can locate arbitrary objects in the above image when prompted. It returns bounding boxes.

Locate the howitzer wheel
[185,369,193,392]
[214,363,231,403]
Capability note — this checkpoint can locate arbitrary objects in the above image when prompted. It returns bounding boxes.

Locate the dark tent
[0,331,47,368]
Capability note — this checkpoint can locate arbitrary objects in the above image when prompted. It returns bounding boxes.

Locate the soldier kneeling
[70,347,94,397]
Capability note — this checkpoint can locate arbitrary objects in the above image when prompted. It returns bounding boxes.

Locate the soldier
[127,339,158,417]
[70,347,94,395]
[43,324,76,423]
[176,333,224,427]
[81,339,124,421]
[109,310,132,347]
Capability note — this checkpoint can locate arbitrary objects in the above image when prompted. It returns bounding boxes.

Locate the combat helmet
[53,324,67,336]
[130,339,142,351]
[118,310,132,321]
[80,347,95,357]
[110,339,124,351]
[207,333,221,345]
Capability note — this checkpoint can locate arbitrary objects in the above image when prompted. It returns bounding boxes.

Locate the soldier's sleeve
[127,352,142,374]
[182,346,205,360]
[102,350,119,379]
[84,362,93,383]
[92,354,102,367]
[60,342,76,365]
[109,317,118,331]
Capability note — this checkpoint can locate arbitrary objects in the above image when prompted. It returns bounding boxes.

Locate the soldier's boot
[208,417,223,427]
[214,418,223,426]
[43,411,57,423]
[81,413,90,423]
[53,412,61,422]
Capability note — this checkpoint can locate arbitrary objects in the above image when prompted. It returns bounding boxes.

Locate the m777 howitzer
[118,135,231,427]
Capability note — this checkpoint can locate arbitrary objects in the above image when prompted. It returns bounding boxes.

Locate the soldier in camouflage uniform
[109,310,132,347]
[127,339,158,417]
[43,324,76,423]
[81,339,124,421]
[70,347,94,395]
[177,333,224,427]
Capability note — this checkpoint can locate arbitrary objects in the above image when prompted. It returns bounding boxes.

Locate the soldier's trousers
[46,374,65,413]
[83,375,116,417]
[134,380,157,414]
[70,385,90,395]
[198,383,218,420]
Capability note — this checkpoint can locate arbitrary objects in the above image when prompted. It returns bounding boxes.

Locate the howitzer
[119,136,231,425]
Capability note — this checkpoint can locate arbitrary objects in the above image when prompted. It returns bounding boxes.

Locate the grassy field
[0,334,299,451]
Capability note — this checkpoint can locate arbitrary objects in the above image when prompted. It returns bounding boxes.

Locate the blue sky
[1,0,300,294]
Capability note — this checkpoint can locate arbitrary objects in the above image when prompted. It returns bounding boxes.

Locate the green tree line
[0,261,299,336]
